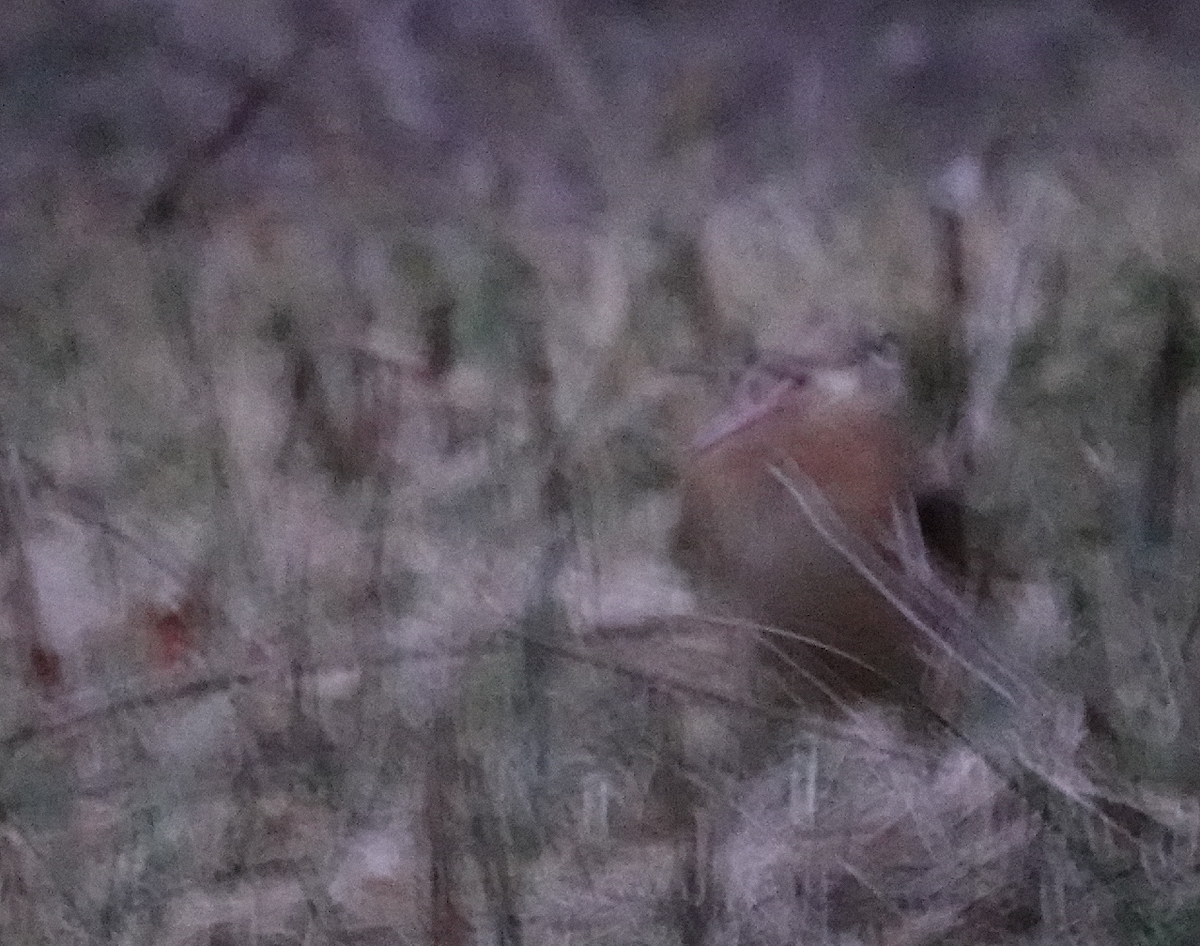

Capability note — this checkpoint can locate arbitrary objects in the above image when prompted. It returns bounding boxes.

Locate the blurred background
[6,0,1200,943]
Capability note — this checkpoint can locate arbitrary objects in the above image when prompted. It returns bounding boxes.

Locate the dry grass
[5,3,1200,945]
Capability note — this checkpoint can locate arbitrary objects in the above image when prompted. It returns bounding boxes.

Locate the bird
[671,332,959,717]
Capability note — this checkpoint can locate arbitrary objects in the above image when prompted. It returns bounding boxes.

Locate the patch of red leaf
[144,597,208,670]
[27,642,62,690]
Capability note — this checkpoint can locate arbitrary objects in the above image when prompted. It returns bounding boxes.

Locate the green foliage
[1117,893,1200,946]
[0,744,72,833]
[466,245,542,366]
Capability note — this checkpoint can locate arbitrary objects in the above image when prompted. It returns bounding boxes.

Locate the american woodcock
[672,333,955,714]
